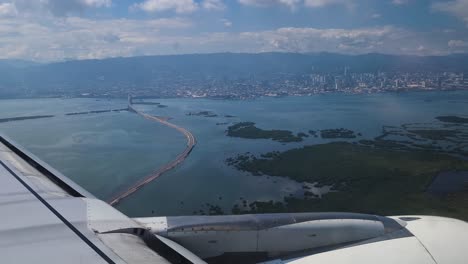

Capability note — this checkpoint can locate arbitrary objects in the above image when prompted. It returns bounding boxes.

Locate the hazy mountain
[0,59,40,68]
[1,53,468,98]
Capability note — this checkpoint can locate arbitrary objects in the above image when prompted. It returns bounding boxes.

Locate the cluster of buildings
[140,71,468,99]
[308,71,467,93]
[9,70,468,100]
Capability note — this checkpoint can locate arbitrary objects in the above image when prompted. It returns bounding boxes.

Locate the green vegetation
[192,203,225,215]
[226,119,467,163]
[374,121,468,156]
[224,116,468,219]
[436,116,468,124]
[408,129,457,140]
[320,128,358,139]
[228,142,468,220]
[226,122,305,143]
[360,139,413,150]
[187,111,218,117]
[309,130,318,137]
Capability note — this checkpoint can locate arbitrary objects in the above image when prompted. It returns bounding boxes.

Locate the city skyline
[1,52,467,99]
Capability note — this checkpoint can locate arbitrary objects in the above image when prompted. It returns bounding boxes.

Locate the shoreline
[1,88,468,101]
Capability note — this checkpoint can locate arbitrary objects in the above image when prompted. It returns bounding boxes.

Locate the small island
[320,128,358,139]
[187,111,218,117]
[192,203,225,215]
[408,129,457,141]
[436,115,468,124]
[226,141,468,219]
[226,122,306,143]
[370,120,468,156]
[308,130,318,137]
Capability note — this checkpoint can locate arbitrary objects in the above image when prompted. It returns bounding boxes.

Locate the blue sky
[0,0,467,61]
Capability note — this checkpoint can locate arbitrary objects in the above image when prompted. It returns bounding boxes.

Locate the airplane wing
[260,216,468,264]
[1,133,467,264]
[0,134,206,264]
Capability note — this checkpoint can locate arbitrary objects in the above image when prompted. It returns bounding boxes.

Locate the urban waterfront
[0,91,467,218]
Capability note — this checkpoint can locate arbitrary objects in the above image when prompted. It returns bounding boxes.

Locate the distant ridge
[1,52,467,98]
[0,59,40,68]
[10,52,468,69]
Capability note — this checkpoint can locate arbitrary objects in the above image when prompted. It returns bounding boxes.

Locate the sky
[0,0,467,61]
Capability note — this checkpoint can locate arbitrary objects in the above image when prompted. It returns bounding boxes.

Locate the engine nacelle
[134,212,406,259]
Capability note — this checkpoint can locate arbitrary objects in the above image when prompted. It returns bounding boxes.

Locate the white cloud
[220,18,232,27]
[278,0,301,9]
[238,0,301,9]
[132,0,198,14]
[432,0,468,27]
[304,0,348,8]
[448,39,468,48]
[81,0,112,7]
[8,0,112,16]
[202,0,226,10]
[371,13,381,19]
[240,26,408,54]
[0,11,455,62]
[0,15,192,61]
[391,0,408,5]
[239,0,351,10]
[0,3,17,17]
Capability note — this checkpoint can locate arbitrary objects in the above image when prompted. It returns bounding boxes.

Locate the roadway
[108,104,196,206]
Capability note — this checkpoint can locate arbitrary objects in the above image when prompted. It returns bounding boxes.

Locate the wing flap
[0,135,200,264]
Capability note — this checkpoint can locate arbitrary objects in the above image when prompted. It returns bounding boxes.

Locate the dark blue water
[1,91,467,216]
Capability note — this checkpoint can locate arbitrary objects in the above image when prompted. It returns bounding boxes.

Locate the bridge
[108,101,196,206]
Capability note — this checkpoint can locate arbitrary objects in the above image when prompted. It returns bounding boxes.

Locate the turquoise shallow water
[1,91,467,217]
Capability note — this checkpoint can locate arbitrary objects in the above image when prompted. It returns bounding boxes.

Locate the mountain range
[1,52,468,98]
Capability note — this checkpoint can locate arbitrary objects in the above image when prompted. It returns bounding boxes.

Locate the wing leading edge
[0,134,205,264]
[1,134,467,264]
